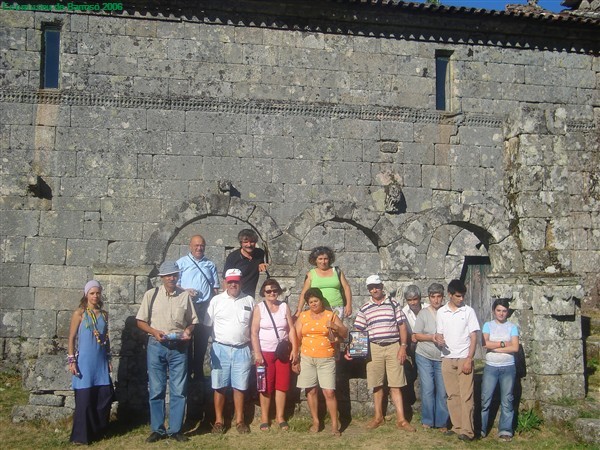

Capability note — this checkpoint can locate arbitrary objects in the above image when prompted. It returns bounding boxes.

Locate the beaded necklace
[85,308,109,346]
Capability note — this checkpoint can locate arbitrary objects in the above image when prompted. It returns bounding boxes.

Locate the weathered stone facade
[1,0,598,419]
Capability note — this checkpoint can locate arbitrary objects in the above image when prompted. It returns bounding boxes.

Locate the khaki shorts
[296,355,336,390]
[367,341,407,389]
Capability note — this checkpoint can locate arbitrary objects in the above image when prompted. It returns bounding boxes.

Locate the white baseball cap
[366,274,383,286]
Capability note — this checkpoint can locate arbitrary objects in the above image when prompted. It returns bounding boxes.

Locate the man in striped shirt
[351,275,416,432]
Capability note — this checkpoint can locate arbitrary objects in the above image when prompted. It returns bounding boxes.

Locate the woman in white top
[251,279,298,431]
[481,298,519,441]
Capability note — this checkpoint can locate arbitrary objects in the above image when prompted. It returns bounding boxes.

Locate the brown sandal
[211,422,225,434]
[366,418,384,430]
[397,421,416,432]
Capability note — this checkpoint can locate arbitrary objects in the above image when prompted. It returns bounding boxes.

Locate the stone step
[573,418,600,445]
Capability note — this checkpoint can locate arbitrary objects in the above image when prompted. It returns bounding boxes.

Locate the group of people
[67,231,519,444]
[403,280,519,442]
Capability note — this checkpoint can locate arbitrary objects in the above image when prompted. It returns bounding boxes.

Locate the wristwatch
[500,341,505,348]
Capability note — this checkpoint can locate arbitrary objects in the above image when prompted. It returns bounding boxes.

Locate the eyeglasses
[264,289,279,294]
[367,285,382,290]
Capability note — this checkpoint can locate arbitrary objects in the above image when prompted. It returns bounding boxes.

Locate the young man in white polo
[434,279,480,442]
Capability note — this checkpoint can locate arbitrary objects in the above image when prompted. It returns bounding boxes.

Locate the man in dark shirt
[223,229,268,298]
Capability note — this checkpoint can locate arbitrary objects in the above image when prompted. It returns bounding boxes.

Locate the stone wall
[1,1,598,419]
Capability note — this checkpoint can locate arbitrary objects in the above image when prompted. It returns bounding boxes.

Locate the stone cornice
[2,88,595,131]
[0,88,509,128]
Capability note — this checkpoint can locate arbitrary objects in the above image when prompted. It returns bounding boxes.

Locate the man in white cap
[136,261,199,443]
[348,274,415,432]
[205,268,255,434]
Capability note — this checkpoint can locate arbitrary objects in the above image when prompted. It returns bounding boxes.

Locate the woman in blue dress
[67,280,113,445]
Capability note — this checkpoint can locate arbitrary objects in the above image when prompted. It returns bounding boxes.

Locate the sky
[434,0,567,13]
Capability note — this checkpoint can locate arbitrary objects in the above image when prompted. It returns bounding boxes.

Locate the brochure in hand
[348,331,369,358]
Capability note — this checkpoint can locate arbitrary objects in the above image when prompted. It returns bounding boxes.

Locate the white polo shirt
[205,290,254,346]
[436,303,480,359]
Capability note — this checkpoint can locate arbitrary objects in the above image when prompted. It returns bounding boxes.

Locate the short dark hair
[259,278,282,297]
[448,279,467,295]
[308,246,335,266]
[304,287,326,303]
[492,298,510,311]
[238,228,259,243]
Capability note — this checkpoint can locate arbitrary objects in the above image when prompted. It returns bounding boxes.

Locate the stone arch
[422,203,524,277]
[144,194,283,268]
[284,200,391,305]
[285,200,401,248]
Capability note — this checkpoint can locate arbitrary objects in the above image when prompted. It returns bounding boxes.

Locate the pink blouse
[258,301,290,352]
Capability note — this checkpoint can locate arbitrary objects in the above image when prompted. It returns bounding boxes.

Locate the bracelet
[400,343,408,347]
[67,354,77,364]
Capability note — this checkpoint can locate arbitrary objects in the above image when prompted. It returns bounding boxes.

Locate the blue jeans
[147,337,189,436]
[416,353,449,428]
[481,364,516,437]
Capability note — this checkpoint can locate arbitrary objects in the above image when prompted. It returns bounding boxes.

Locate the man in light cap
[348,275,415,432]
[136,261,199,443]
[205,268,255,434]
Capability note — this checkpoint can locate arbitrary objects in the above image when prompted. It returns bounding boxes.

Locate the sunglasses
[264,289,279,294]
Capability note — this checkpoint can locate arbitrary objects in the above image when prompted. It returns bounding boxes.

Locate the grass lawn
[0,370,593,449]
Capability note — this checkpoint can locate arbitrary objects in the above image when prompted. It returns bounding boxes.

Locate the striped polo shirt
[354,296,406,344]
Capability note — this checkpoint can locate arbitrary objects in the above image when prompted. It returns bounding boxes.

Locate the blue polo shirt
[176,253,220,303]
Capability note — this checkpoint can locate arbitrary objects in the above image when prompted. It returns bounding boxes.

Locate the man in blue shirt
[177,235,220,381]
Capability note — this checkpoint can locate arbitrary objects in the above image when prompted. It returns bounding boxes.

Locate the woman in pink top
[251,279,298,431]
[295,288,348,436]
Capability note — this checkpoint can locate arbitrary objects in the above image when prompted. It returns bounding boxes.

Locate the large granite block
[35,290,80,311]
[530,340,583,375]
[0,262,29,286]
[0,311,21,337]
[21,309,56,338]
[29,264,91,289]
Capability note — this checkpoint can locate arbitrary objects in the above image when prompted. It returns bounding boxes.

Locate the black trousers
[70,385,113,444]
[189,302,211,380]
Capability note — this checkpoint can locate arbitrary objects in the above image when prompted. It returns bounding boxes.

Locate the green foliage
[425,0,442,4]
[587,356,599,375]
[0,371,27,418]
[517,408,544,434]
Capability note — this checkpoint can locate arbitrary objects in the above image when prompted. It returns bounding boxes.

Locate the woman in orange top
[295,288,348,436]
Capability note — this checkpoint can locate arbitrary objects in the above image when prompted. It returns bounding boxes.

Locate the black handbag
[264,302,292,362]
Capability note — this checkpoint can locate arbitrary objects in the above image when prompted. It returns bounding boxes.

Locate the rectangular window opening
[435,50,453,111]
[41,25,61,89]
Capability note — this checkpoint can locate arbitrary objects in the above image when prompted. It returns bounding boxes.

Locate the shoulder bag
[264,302,292,362]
